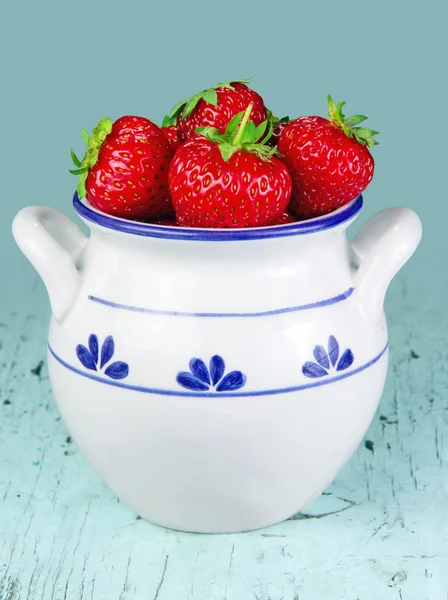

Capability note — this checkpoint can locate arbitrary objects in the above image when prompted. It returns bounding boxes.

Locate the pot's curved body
[13,194,422,532]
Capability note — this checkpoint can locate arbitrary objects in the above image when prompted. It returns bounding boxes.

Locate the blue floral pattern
[177,355,246,392]
[76,334,129,380]
[302,335,354,378]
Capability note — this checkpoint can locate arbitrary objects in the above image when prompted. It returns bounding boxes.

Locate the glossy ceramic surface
[12,194,422,532]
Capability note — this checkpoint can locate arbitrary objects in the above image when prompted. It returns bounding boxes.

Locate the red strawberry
[169,79,267,142]
[168,105,292,228]
[278,96,378,219]
[161,115,181,152]
[265,110,290,147]
[70,116,174,220]
[270,211,297,225]
[150,217,178,226]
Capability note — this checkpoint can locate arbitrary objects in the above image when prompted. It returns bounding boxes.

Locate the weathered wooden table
[1,267,446,599]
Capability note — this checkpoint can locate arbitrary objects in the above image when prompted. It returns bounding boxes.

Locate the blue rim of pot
[73,192,363,241]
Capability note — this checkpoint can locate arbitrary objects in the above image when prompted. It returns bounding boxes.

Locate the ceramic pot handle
[352,207,422,322]
[12,206,87,321]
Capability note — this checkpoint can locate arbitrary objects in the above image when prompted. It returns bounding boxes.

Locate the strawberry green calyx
[169,78,252,122]
[161,114,176,127]
[196,103,276,162]
[70,117,113,199]
[266,108,290,128]
[327,95,379,148]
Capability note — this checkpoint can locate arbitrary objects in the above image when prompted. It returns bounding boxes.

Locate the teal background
[1,2,448,598]
[1,0,446,309]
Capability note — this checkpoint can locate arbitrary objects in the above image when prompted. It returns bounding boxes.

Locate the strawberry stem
[195,105,277,163]
[327,95,379,148]
[233,103,253,145]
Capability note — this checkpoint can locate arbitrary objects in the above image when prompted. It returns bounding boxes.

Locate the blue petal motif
[104,361,129,380]
[88,334,99,365]
[210,355,225,386]
[176,372,210,391]
[216,371,246,392]
[189,358,210,385]
[328,335,339,367]
[76,344,97,371]
[313,345,330,369]
[302,361,328,378]
[100,336,115,368]
[337,349,354,371]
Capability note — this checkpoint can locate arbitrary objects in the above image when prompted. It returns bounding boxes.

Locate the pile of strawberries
[70,79,378,229]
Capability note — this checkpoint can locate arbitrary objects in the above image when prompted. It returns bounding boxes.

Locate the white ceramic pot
[12,194,422,533]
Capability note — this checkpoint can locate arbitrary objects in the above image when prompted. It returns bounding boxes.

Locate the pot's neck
[88,226,351,266]
[76,224,357,314]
